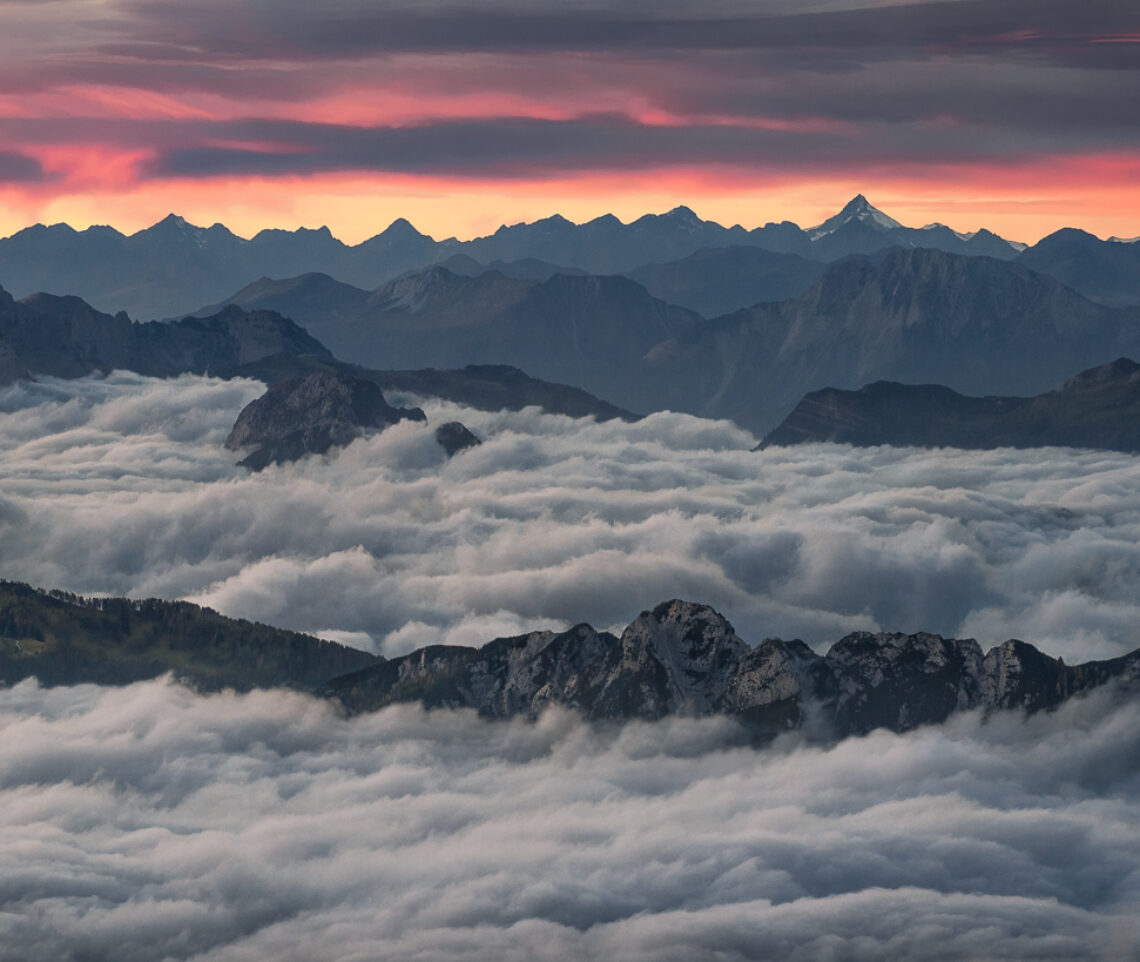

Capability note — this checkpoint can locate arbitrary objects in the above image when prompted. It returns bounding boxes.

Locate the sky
[0,0,1138,244]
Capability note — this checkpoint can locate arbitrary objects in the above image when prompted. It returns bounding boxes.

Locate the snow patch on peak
[808,195,903,239]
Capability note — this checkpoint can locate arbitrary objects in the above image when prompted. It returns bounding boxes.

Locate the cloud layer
[1,675,1137,960]
[2,372,1140,663]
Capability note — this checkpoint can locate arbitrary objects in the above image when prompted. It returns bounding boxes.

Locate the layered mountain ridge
[0,196,1034,320]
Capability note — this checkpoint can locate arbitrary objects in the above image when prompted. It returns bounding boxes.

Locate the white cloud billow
[0,677,1137,961]
[2,372,1139,662]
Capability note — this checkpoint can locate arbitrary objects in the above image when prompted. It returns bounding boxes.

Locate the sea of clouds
[3,372,1140,960]
[1,676,1137,961]
[2,372,1140,662]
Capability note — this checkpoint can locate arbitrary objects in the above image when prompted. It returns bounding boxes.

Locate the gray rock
[226,370,425,469]
[435,421,481,456]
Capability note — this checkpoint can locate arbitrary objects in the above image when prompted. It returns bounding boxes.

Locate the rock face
[434,421,481,456]
[761,357,1140,451]
[323,599,1140,739]
[0,338,30,386]
[226,370,425,469]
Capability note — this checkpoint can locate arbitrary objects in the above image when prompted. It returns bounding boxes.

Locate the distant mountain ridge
[0,282,328,380]
[0,196,1032,320]
[199,267,700,412]
[762,357,1140,451]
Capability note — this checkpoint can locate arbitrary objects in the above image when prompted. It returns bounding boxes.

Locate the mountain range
[195,268,700,409]
[12,195,1138,322]
[762,357,1140,451]
[643,247,1140,431]
[325,599,1139,742]
[4,584,1134,745]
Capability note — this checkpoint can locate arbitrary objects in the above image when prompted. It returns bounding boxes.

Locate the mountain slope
[644,248,1140,433]
[1017,228,1140,307]
[762,357,1140,451]
[624,245,825,317]
[0,581,378,691]
[0,283,329,380]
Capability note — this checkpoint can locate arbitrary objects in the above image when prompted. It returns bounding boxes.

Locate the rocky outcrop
[761,357,1140,452]
[435,421,481,456]
[226,370,425,469]
[323,599,1140,740]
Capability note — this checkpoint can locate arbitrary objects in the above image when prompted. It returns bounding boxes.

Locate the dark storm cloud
[0,676,1137,960]
[0,151,44,182]
[109,0,1140,62]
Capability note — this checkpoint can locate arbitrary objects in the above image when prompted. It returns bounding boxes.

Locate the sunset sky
[0,0,1138,244]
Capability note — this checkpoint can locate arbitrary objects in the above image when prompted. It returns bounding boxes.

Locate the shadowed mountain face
[624,245,826,317]
[323,599,1140,742]
[203,266,700,412]
[1017,228,1140,307]
[762,358,1140,451]
[644,248,1140,433]
[0,282,329,380]
[225,370,426,470]
[0,198,1024,320]
[0,581,377,691]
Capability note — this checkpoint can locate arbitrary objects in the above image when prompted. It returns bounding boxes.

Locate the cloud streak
[0,675,1137,960]
[2,373,1140,663]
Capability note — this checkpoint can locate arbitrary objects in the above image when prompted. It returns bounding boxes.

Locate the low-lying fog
[2,677,1137,961]
[2,372,1139,662]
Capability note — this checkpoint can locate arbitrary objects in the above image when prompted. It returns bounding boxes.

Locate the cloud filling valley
[2,372,1140,662]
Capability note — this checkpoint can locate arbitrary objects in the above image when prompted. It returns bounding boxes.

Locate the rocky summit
[324,600,1140,741]
[434,421,482,456]
[226,369,425,470]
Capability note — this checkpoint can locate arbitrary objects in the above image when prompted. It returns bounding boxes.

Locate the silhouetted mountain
[205,266,699,411]
[644,248,1140,432]
[762,358,1140,451]
[226,370,426,470]
[226,355,638,423]
[1017,228,1140,307]
[0,199,1025,320]
[625,245,825,316]
[0,581,377,691]
[323,599,1140,742]
[0,283,328,380]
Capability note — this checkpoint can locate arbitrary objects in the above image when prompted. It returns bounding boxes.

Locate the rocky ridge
[324,600,1140,740]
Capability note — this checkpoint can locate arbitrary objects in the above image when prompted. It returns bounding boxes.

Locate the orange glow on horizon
[2,156,1139,247]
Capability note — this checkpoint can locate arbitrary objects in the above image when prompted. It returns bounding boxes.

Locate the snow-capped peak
[808,194,903,239]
